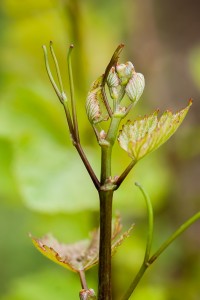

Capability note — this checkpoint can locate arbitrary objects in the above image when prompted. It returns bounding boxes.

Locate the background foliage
[0,0,200,299]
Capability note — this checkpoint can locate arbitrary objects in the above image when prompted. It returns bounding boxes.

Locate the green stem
[42,45,63,101]
[43,44,75,139]
[135,182,154,262]
[89,44,124,300]
[100,145,112,184]
[98,143,113,300]
[106,116,122,146]
[121,262,148,300]
[67,44,80,142]
[100,115,122,185]
[115,160,136,189]
[149,211,200,264]
[98,190,113,300]
[79,270,88,290]
[43,43,100,190]
[98,116,122,299]
[61,104,100,189]
[121,211,200,300]
[62,101,76,140]
[121,183,154,300]
[49,41,65,96]
[75,142,100,190]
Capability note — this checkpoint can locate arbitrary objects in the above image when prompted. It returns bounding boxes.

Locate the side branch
[67,44,80,142]
[74,142,100,190]
[121,211,200,300]
[149,211,200,264]
[43,42,100,190]
[115,160,136,189]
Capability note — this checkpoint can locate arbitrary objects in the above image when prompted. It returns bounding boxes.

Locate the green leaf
[118,101,192,162]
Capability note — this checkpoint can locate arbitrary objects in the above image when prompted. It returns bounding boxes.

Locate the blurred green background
[0,0,200,299]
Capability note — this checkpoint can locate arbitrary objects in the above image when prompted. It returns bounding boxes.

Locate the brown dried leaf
[30,216,134,272]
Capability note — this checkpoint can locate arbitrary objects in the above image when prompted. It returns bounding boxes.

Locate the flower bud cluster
[107,61,145,106]
[86,54,145,125]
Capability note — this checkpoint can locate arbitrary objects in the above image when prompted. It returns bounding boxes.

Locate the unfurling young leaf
[118,100,192,162]
[30,216,134,273]
[86,76,108,124]
[125,72,145,106]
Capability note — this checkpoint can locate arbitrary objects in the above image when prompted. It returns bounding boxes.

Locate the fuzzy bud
[125,72,145,105]
[116,61,135,85]
[107,67,120,99]
[79,289,96,300]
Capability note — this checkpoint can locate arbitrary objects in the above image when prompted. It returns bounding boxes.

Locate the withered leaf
[30,216,134,272]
